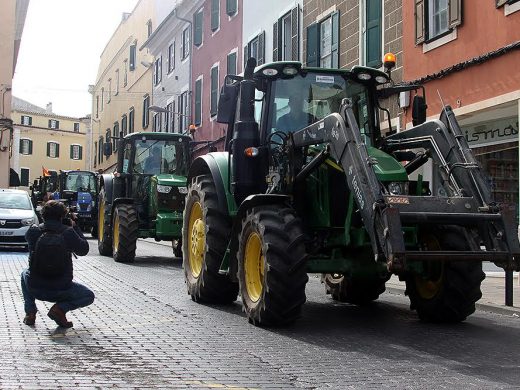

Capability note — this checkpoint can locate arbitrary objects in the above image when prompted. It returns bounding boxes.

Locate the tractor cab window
[133,138,189,176]
[122,143,132,173]
[65,173,96,193]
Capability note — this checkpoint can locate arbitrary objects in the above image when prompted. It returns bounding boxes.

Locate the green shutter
[19,139,22,153]
[28,140,33,155]
[79,146,83,160]
[195,79,202,125]
[306,23,319,67]
[331,11,340,68]
[415,0,425,44]
[291,6,300,61]
[211,0,219,31]
[70,145,74,159]
[273,21,279,61]
[46,142,50,157]
[257,31,265,65]
[366,0,381,68]
[194,11,203,46]
[56,143,60,158]
[226,0,237,15]
[211,67,219,115]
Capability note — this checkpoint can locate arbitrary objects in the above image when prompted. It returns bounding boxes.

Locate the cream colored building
[90,0,176,172]
[0,0,30,188]
[11,97,88,190]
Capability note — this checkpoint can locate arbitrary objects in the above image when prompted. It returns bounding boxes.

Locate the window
[273,6,300,61]
[101,88,104,110]
[129,108,135,133]
[153,113,162,132]
[19,138,32,155]
[210,66,219,116]
[20,168,30,187]
[153,56,162,86]
[115,69,120,95]
[94,141,97,167]
[122,114,128,137]
[226,0,237,16]
[142,95,150,128]
[245,32,265,66]
[48,119,60,129]
[182,26,190,59]
[105,129,111,157]
[168,42,175,73]
[47,142,59,158]
[123,60,128,86]
[74,122,80,132]
[21,115,32,125]
[306,11,339,68]
[178,92,189,132]
[96,96,99,118]
[147,20,152,38]
[195,77,202,126]
[415,0,461,44]
[194,9,203,46]
[211,0,220,31]
[364,0,382,67]
[227,51,237,77]
[129,43,136,71]
[108,79,112,103]
[98,137,103,164]
[70,145,83,160]
[113,122,119,152]
[166,101,175,132]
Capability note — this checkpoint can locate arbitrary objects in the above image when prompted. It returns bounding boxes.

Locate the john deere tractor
[182,58,520,326]
[98,132,191,262]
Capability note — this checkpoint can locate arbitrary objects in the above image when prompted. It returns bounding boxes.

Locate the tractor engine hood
[156,174,187,187]
[367,147,407,182]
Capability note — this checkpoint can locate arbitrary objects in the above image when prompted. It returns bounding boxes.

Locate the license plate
[0,231,14,236]
[79,214,91,218]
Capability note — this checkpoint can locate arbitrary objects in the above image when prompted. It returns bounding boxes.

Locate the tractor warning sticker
[387,196,410,204]
[316,75,335,84]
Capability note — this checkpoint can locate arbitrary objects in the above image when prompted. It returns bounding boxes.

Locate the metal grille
[157,187,185,212]
[0,220,22,229]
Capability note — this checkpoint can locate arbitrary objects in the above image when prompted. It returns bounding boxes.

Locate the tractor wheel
[173,238,182,258]
[323,272,388,304]
[112,204,139,263]
[183,175,238,303]
[405,228,485,323]
[237,205,308,326]
[97,188,112,256]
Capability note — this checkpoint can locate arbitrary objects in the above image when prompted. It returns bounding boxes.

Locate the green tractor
[182,57,520,326]
[98,132,191,262]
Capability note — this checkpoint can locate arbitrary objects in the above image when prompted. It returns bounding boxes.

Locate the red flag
[42,166,50,177]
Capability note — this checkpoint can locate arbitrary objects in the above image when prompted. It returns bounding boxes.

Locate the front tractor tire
[182,175,238,303]
[97,188,113,256]
[112,204,139,263]
[405,228,485,323]
[237,205,308,326]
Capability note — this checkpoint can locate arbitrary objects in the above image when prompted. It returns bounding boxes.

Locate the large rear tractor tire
[405,228,485,322]
[97,188,113,256]
[112,204,139,263]
[182,175,238,303]
[237,205,308,326]
[323,272,388,304]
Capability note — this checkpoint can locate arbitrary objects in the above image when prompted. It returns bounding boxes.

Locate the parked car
[0,189,38,250]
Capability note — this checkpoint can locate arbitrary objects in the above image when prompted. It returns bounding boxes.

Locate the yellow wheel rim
[113,213,120,253]
[98,196,105,239]
[415,234,444,299]
[188,201,205,278]
[244,232,264,303]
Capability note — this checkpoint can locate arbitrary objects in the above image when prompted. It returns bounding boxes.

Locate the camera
[62,205,78,226]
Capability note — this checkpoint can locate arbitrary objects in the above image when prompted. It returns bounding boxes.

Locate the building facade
[0,0,30,188]
[402,0,520,216]
[190,0,243,153]
[11,97,88,190]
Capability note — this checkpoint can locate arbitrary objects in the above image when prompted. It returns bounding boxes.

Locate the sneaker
[23,312,36,326]
[47,304,73,328]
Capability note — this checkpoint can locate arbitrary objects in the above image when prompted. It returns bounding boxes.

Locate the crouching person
[21,200,94,328]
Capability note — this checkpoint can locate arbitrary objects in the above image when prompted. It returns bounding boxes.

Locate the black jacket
[25,220,89,290]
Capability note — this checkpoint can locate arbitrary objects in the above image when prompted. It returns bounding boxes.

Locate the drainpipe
[174,8,193,135]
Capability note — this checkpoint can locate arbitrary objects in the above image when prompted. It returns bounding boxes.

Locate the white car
[0,189,39,250]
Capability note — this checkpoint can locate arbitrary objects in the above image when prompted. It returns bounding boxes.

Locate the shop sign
[462,117,518,147]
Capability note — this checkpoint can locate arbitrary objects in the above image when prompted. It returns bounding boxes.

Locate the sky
[13,0,140,118]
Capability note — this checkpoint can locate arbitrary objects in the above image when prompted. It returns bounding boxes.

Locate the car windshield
[64,173,97,192]
[0,193,32,210]
[132,138,189,176]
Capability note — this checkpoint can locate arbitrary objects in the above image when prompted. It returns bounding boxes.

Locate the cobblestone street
[1,238,519,389]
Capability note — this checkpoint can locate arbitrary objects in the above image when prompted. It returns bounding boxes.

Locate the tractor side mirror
[104,141,113,157]
[216,75,241,124]
[412,95,427,126]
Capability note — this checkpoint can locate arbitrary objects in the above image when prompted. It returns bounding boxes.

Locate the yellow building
[0,0,30,188]
[11,97,89,189]
[90,0,161,172]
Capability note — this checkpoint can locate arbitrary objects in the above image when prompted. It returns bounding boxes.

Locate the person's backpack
[29,226,69,278]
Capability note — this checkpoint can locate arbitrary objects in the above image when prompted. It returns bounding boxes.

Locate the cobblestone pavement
[1,238,519,389]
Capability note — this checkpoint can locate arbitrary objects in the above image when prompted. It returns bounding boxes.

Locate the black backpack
[29,226,69,278]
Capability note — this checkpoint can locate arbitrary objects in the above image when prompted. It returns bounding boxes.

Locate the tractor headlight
[21,217,36,226]
[157,185,172,194]
[178,187,188,194]
[388,182,404,195]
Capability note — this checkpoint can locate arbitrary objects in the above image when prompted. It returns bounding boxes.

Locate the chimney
[46,102,52,113]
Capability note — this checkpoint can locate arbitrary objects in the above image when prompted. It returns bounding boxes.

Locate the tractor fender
[99,174,115,204]
[113,198,135,208]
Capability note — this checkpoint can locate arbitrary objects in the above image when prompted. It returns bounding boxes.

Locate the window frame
[194,9,203,47]
[153,56,163,86]
[70,144,83,160]
[48,119,60,129]
[20,138,32,155]
[210,65,219,117]
[142,95,150,129]
[20,168,30,187]
[168,42,175,73]
[21,115,32,126]
[182,26,191,60]
[47,141,60,158]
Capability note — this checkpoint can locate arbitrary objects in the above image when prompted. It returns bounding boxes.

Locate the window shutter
[366,1,381,68]
[46,142,50,157]
[244,45,248,68]
[56,143,60,158]
[79,146,83,160]
[194,11,203,46]
[19,139,22,153]
[226,0,237,15]
[48,119,51,128]
[331,11,340,68]
[257,31,265,65]
[415,0,425,45]
[449,0,462,28]
[211,0,219,31]
[195,79,202,125]
[56,120,60,129]
[28,140,33,155]
[291,6,300,61]
[306,23,319,67]
[70,145,74,159]
[273,21,279,61]
[210,67,219,115]
[496,0,509,7]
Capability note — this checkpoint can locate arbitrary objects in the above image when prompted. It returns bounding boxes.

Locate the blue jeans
[20,269,95,314]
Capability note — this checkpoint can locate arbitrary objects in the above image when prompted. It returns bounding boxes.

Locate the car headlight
[388,182,403,195]
[21,217,36,226]
[178,187,188,194]
[157,185,172,194]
